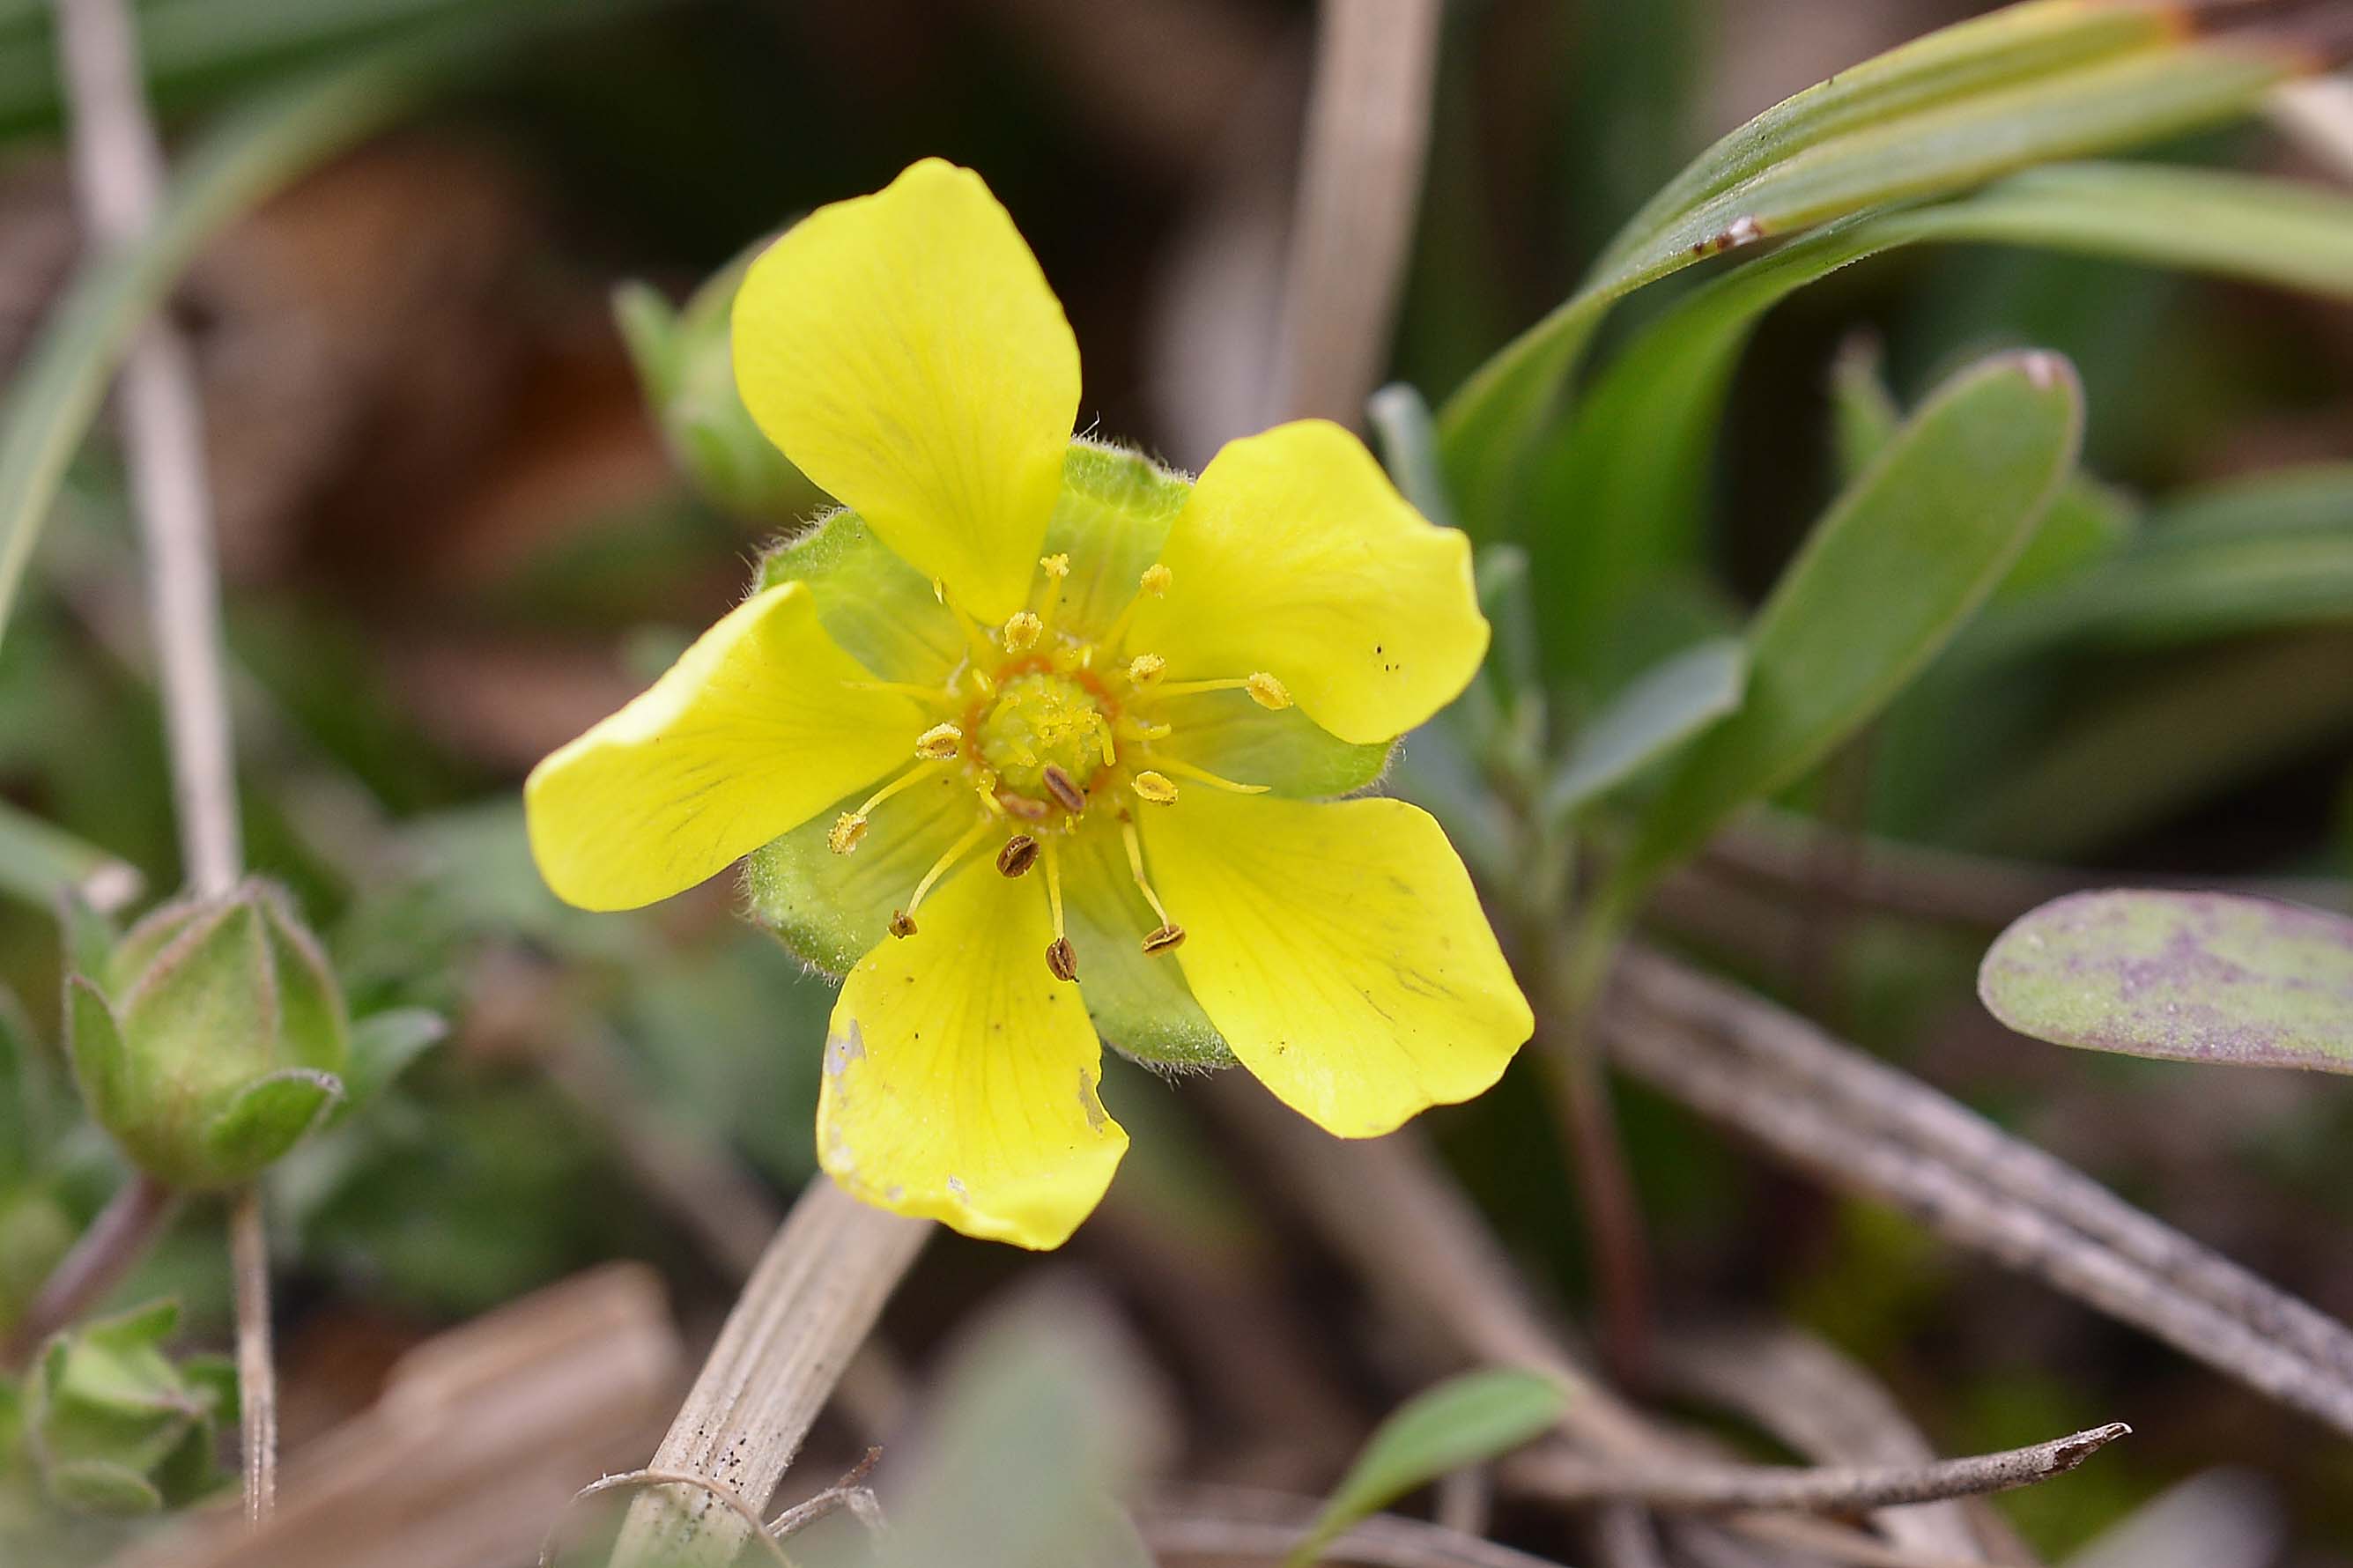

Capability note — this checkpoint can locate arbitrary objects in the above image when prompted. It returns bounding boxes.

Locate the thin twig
[51,0,273,1524]
[0,1172,177,1368]
[1654,1324,1986,1562]
[764,1446,885,1540]
[1503,1424,2128,1513]
[1141,1483,1572,1568]
[609,1176,928,1567]
[1601,948,2353,1437]
[1269,0,1444,425]
[547,1471,794,1568]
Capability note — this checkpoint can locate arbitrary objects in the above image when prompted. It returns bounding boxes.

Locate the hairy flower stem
[53,0,271,1522]
[0,1172,177,1369]
[1531,911,1655,1389]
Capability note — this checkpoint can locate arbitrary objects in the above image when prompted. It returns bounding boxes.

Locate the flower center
[974,669,1113,813]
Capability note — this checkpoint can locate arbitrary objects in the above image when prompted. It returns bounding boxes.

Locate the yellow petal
[525,583,922,913]
[733,159,1079,622]
[819,862,1128,1248]
[1125,419,1490,745]
[1142,790,1531,1137]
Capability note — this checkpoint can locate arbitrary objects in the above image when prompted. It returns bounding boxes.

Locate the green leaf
[1286,1369,1570,1568]
[329,1007,446,1125]
[1366,381,1461,531]
[0,1,666,650]
[1532,162,2350,675]
[1438,8,2301,535]
[0,799,138,915]
[1615,351,2083,899]
[1545,638,1745,824]
[1980,890,2353,1073]
[41,1460,162,1516]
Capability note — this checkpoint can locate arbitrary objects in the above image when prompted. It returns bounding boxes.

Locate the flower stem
[52,0,270,1521]
[0,1172,177,1369]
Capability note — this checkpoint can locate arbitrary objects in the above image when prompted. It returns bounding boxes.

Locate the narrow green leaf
[1287,1369,1569,1568]
[1366,381,1461,532]
[1531,163,2350,674]
[1615,351,2083,898]
[1438,13,2300,534]
[0,798,137,914]
[328,1007,447,1125]
[1981,890,2353,1073]
[1545,638,1746,824]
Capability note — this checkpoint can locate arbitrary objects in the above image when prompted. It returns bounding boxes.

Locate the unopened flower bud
[615,245,822,524]
[21,1299,234,1515]
[70,880,348,1191]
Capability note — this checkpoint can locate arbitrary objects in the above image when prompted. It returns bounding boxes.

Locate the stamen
[1095,714,1117,768]
[933,577,997,663]
[1040,764,1088,814]
[1003,610,1043,654]
[848,678,955,706]
[1043,839,1077,982]
[1153,672,1291,706]
[1125,653,1166,689]
[973,767,1006,816]
[914,721,964,759]
[1116,716,1172,743]
[905,817,994,918]
[1119,819,1186,956]
[890,910,917,938]
[996,834,1040,877]
[1130,770,1179,805]
[1099,562,1173,651]
[1035,552,1071,627]
[829,758,946,854]
[1151,756,1269,795]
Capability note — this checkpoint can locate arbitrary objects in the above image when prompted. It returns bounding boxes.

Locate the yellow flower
[524,159,1532,1249]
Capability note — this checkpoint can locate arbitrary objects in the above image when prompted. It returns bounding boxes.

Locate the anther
[914,721,964,759]
[1040,552,1071,578]
[1142,923,1186,954]
[1046,936,1078,982]
[1131,771,1179,804]
[1101,564,1174,651]
[996,835,1040,877]
[828,813,869,854]
[889,909,917,938]
[1141,564,1172,595]
[1127,653,1165,688]
[1003,610,1043,653]
[1040,764,1087,813]
[1245,672,1291,710]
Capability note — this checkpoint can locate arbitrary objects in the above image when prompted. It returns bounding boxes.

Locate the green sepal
[202,1069,344,1178]
[1058,826,1231,1069]
[756,508,966,684]
[63,977,128,1134]
[0,1188,73,1336]
[1042,441,1194,639]
[745,767,975,977]
[41,1461,162,1515]
[1155,691,1391,799]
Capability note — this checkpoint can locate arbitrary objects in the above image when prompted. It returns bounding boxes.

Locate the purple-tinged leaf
[1979,890,2353,1073]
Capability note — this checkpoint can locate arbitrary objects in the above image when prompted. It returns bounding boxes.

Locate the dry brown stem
[1602,946,2353,1437]
[609,1175,928,1566]
[1503,1424,2128,1513]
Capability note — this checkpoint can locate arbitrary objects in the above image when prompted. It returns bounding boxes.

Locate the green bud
[70,880,347,1191]
[19,1300,234,1516]
[616,240,822,524]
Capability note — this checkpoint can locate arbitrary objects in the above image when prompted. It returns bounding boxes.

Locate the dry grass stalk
[103,1263,679,1568]
[608,1175,927,1567]
[1269,0,1445,425]
[1602,946,2353,1437]
[1141,1482,1571,1568]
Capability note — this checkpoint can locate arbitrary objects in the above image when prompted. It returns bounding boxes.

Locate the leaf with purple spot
[1979,890,2353,1074]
